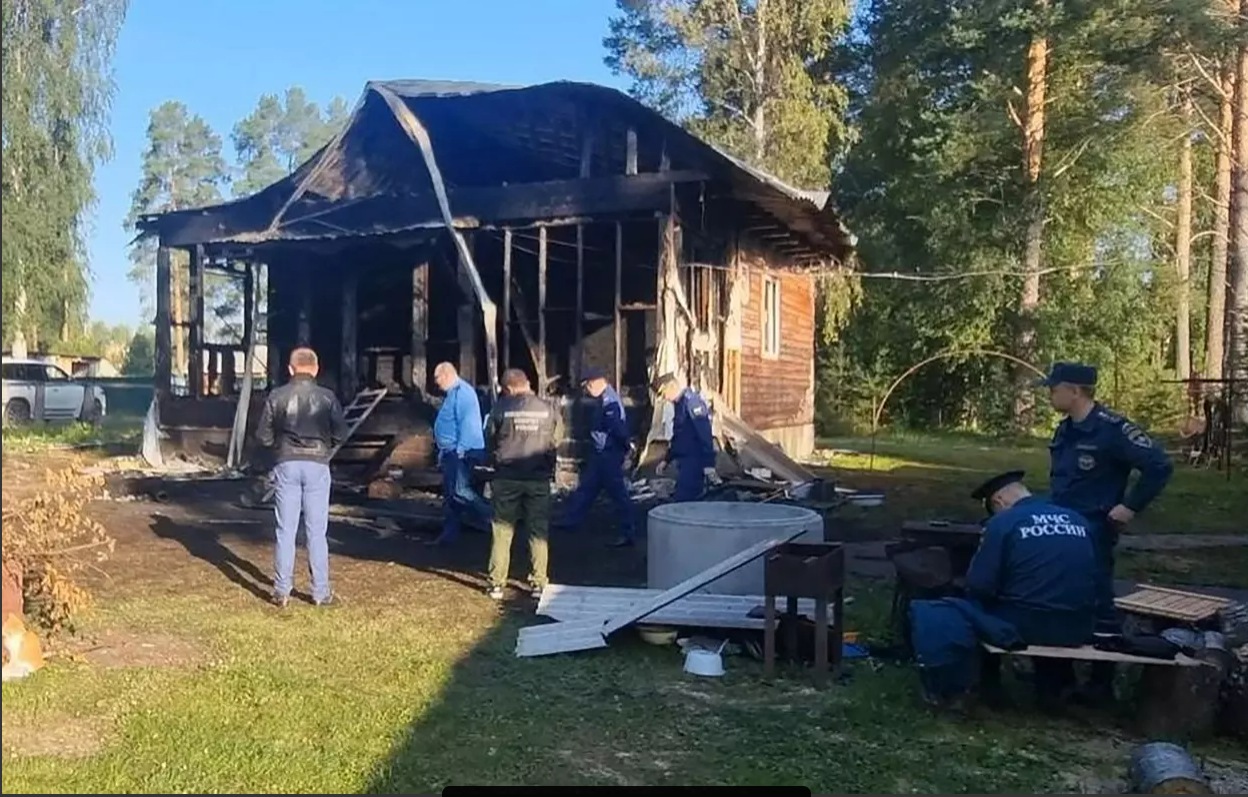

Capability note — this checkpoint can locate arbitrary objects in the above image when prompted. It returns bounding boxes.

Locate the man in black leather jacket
[255,347,348,607]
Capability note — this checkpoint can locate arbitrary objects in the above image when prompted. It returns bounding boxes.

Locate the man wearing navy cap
[556,366,636,547]
[967,470,1098,706]
[966,471,1098,645]
[1039,361,1173,701]
[652,373,722,502]
[909,470,1097,710]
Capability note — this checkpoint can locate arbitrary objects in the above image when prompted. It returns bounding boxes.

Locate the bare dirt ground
[8,450,650,613]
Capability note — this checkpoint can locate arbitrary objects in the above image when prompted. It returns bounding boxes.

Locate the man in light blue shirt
[430,362,490,546]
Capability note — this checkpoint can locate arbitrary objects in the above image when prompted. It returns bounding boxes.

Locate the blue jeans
[438,449,491,542]
[272,460,332,602]
[561,450,634,539]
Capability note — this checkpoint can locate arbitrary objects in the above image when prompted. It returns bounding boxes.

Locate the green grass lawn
[2,431,1245,793]
[1,581,1170,794]
[820,432,1248,537]
[1,415,142,455]
[1117,547,1248,591]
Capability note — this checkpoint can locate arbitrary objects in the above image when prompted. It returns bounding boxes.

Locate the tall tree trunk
[1014,1,1049,427]
[751,0,769,164]
[1175,93,1194,381]
[1208,65,1233,381]
[1231,0,1248,405]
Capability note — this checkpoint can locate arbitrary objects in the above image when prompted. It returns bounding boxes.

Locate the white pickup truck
[1,358,107,426]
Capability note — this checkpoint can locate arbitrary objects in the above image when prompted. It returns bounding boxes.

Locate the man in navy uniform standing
[558,366,636,548]
[1039,361,1173,701]
[652,373,721,502]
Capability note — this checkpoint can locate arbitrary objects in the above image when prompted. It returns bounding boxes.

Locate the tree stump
[1134,661,1224,740]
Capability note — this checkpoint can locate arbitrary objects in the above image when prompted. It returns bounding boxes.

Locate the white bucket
[683,641,727,677]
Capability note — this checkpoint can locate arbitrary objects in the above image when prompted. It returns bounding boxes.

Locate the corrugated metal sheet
[537,585,835,630]
[515,532,804,658]
[515,618,608,658]
[601,534,802,635]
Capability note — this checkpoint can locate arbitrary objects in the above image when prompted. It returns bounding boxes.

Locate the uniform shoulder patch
[1120,421,1153,448]
[1095,408,1123,424]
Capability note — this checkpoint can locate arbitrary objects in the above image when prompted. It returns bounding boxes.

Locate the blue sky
[88,0,623,326]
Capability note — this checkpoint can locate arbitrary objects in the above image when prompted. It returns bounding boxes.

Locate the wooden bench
[981,642,1208,667]
[981,642,1222,738]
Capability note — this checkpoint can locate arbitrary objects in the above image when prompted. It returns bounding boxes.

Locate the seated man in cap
[909,471,1097,710]
[556,366,636,548]
[652,373,721,502]
[1039,361,1173,702]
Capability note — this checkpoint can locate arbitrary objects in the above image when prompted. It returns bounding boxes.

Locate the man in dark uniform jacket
[557,365,636,548]
[652,373,721,502]
[1039,361,1173,701]
[485,368,562,601]
[910,470,1097,708]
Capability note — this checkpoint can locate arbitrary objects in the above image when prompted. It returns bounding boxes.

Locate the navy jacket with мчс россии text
[965,495,1097,646]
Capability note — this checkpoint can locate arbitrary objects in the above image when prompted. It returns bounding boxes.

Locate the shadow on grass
[354,579,1137,793]
[149,513,277,603]
[134,480,651,607]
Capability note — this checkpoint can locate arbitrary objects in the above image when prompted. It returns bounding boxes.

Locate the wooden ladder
[332,387,389,460]
[259,387,390,503]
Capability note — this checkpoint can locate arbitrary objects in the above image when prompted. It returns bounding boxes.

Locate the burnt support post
[265,264,280,385]
[502,229,512,371]
[457,234,478,382]
[614,221,623,385]
[242,261,255,353]
[154,245,173,398]
[538,226,548,388]
[411,260,429,395]
[239,261,255,396]
[188,245,205,398]
[573,224,585,381]
[341,270,359,398]
[297,278,312,345]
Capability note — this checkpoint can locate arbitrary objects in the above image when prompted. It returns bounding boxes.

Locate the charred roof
[139,79,855,264]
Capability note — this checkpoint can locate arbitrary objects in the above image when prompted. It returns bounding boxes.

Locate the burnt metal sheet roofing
[140,79,855,262]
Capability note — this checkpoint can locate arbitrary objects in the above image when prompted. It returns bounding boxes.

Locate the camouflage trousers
[488,479,551,590]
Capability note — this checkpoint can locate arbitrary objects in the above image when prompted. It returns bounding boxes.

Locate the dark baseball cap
[1035,362,1098,388]
[580,365,609,383]
[970,470,1026,502]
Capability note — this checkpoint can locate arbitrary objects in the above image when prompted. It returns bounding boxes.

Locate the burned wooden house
[138,80,854,479]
